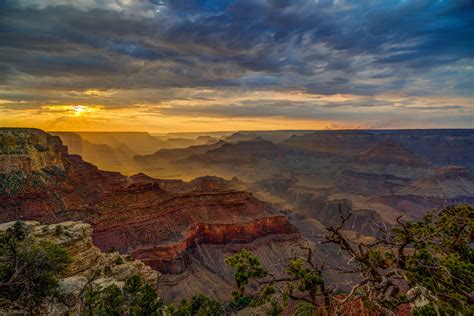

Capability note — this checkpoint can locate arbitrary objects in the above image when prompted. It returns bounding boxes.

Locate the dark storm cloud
[0,0,472,101]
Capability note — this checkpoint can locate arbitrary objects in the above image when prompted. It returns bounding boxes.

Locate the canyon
[1,127,473,304]
[0,128,309,302]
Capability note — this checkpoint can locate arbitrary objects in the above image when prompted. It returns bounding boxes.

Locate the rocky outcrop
[28,221,157,285]
[0,128,67,172]
[0,220,158,315]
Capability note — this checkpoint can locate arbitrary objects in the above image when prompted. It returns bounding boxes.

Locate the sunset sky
[0,0,473,132]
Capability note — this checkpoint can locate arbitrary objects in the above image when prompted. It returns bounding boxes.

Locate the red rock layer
[125,216,298,273]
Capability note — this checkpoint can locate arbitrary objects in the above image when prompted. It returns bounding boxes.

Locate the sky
[0,0,473,132]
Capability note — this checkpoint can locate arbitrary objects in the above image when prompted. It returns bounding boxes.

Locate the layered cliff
[129,216,297,273]
[0,128,67,172]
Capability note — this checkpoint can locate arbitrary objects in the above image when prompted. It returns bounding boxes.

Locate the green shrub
[167,294,222,316]
[55,225,63,237]
[84,275,163,316]
[114,256,125,265]
[0,221,71,308]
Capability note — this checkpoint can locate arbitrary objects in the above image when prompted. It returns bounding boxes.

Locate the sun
[70,104,100,117]
[73,105,86,114]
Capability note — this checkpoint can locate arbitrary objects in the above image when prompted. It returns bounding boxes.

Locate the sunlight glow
[74,105,86,114]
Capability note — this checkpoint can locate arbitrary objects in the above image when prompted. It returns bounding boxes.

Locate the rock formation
[0,128,67,172]
[0,220,158,315]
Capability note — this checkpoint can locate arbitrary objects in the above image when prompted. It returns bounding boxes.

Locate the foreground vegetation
[1,205,472,315]
[0,221,71,311]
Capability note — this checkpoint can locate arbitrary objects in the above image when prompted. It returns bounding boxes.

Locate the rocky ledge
[0,221,159,315]
[0,128,67,173]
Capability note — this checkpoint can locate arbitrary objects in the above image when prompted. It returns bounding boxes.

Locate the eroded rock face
[0,221,158,285]
[158,235,306,302]
[29,221,158,285]
[0,128,67,172]
[0,220,159,314]
[129,216,298,273]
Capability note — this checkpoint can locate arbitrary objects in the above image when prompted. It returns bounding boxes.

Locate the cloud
[0,0,472,129]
